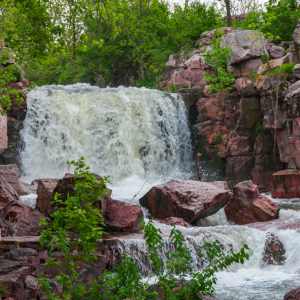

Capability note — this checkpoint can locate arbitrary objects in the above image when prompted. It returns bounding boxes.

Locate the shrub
[266,63,295,76]
[39,157,109,299]
[0,64,23,112]
[204,38,235,93]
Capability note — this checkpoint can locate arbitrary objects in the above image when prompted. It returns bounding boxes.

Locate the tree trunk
[224,0,232,26]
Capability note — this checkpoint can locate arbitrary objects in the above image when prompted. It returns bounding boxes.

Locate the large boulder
[36,179,59,215]
[140,180,232,223]
[225,180,279,224]
[284,288,300,300]
[272,169,300,198]
[102,198,144,233]
[221,30,268,65]
[162,53,207,90]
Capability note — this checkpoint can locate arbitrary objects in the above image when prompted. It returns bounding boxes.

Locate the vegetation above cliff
[1,0,299,88]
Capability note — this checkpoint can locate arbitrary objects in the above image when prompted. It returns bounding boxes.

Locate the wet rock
[272,169,300,198]
[0,175,19,209]
[221,30,267,65]
[284,287,300,300]
[226,132,251,157]
[262,233,286,265]
[140,180,232,223]
[225,180,279,224]
[225,156,254,183]
[53,173,76,200]
[102,198,144,233]
[3,202,42,236]
[0,164,27,196]
[268,45,285,59]
[158,217,190,227]
[36,178,59,215]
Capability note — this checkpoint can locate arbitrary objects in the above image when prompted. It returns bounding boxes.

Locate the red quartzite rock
[140,180,232,224]
[0,164,27,196]
[284,288,300,300]
[0,175,19,210]
[3,202,43,236]
[102,198,144,233]
[36,179,59,215]
[262,233,286,265]
[225,180,279,224]
[272,169,300,198]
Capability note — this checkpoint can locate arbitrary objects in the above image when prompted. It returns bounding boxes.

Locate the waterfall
[20,84,194,200]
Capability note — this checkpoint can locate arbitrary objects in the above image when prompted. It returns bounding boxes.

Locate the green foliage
[99,256,155,300]
[237,0,300,42]
[105,221,249,300]
[1,0,222,87]
[0,64,23,112]
[204,39,235,93]
[266,63,295,76]
[39,157,109,299]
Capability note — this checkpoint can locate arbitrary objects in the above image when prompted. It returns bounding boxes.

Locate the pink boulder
[272,169,300,198]
[284,288,300,300]
[225,180,279,224]
[102,198,144,233]
[140,180,232,223]
[36,179,59,215]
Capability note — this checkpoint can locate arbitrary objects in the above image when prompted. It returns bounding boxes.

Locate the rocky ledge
[161,24,300,195]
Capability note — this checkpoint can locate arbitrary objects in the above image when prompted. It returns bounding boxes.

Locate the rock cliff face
[0,43,28,166]
[161,25,300,192]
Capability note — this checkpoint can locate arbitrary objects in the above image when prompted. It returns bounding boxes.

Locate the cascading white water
[20,84,300,299]
[20,84,194,200]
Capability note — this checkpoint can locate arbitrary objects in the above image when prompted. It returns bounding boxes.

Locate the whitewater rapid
[20,84,300,299]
